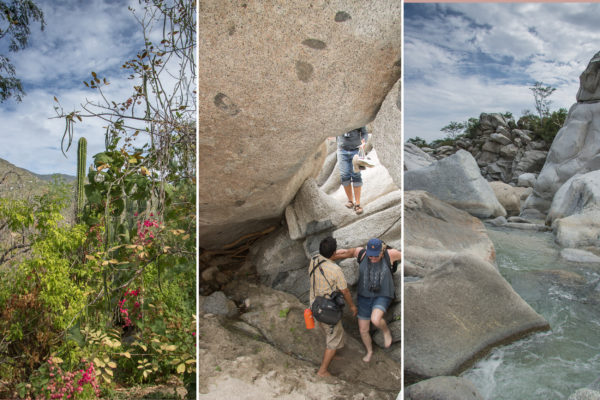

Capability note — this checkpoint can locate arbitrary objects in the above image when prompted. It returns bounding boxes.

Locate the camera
[369,282,381,293]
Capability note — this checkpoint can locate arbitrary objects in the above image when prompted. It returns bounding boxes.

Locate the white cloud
[0,0,159,175]
[404,3,600,143]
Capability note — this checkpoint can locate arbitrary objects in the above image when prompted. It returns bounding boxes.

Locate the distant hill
[0,158,75,200]
[33,172,76,183]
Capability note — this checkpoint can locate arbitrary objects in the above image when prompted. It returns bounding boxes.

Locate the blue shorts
[337,148,362,187]
[357,295,392,320]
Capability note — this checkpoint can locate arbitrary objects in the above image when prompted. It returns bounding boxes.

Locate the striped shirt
[308,254,347,305]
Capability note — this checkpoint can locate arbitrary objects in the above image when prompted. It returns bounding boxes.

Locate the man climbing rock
[309,236,358,377]
[333,238,400,362]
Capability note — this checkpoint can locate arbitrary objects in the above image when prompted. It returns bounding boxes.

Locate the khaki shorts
[318,320,344,350]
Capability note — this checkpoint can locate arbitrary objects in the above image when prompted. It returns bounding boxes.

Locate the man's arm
[331,247,362,261]
[388,248,402,263]
[340,288,357,317]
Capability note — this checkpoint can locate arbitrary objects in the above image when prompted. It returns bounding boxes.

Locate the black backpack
[357,244,398,274]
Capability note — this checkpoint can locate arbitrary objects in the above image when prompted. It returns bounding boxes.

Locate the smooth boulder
[523,51,600,216]
[404,191,495,271]
[371,78,402,188]
[404,255,550,381]
[404,142,435,171]
[404,150,506,218]
[490,181,531,216]
[547,171,600,224]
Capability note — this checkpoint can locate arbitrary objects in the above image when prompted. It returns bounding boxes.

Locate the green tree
[530,81,556,120]
[440,121,465,139]
[407,136,427,147]
[464,117,481,138]
[0,0,45,102]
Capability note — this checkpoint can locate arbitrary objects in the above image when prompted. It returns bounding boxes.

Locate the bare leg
[358,319,373,362]
[317,348,336,376]
[353,185,362,206]
[371,309,392,348]
[343,184,354,203]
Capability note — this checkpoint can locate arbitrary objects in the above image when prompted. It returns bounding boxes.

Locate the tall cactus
[76,137,87,218]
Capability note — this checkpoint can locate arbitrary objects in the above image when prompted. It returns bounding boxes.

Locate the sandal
[354,204,363,215]
[345,201,354,209]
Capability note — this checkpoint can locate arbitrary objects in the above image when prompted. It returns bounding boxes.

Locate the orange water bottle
[304,308,315,329]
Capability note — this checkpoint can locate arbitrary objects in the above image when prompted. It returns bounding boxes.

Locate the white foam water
[463,226,600,400]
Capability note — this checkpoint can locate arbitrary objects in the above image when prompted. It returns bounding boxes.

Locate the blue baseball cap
[365,238,383,257]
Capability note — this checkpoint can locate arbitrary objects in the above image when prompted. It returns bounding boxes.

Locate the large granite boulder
[404,150,506,218]
[371,78,401,188]
[489,181,532,217]
[546,171,600,248]
[555,211,600,248]
[512,150,548,178]
[547,171,600,224]
[517,173,537,188]
[576,51,600,102]
[404,142,436,171]
[248,227,309,299]
[223,281,402,391]
[405,376,484,400]
[404,255,550,382]
[199,2,401,248]
[523,51,600,216]
[403,191,495,272]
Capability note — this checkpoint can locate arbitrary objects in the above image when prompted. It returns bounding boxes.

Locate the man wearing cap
[332,238,401,362]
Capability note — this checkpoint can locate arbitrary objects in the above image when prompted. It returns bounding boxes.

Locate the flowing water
[462,226,600,400]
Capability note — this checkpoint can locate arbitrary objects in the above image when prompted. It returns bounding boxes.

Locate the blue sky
[0,0,144,175]
[404,3,600,143]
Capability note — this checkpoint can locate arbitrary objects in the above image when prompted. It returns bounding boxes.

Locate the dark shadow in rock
[214,92,240,116]
[302,38,327,50]
[295,61,314,82]
[335,11,351,22]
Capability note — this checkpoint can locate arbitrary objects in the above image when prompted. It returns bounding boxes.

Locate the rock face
[517,173,537,188]
[405,376,484,400]
[547,171,600,224]
[223,281,402,392]
[371,79,402,188]
[489,181,532,217]
[200,285,401,400]
[404,142,435,171]
[403,191,495,271]
[418,113,549,184]
[545,171,600,248]
[523,51,600,216]
[404,255,550,382]
[555,211,600,248]
[576,51,600,102]
[202,291,238,317]
[404,150,506,218]
[199,2,401,248]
